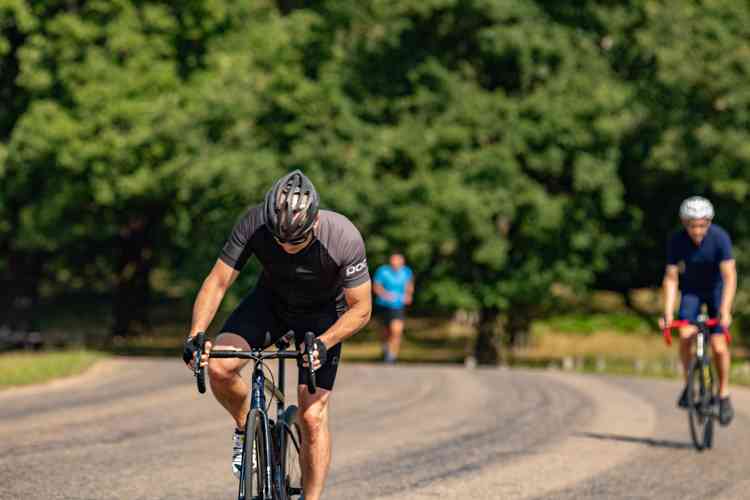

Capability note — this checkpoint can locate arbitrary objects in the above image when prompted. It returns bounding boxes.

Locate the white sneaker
[232,428,257,479]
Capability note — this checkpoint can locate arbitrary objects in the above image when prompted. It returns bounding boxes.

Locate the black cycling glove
[313,338,328,366]
[182,335,202,365]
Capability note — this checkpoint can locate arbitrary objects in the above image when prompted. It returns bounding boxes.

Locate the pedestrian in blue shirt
[373,252,415,364]
[660,196,737,426]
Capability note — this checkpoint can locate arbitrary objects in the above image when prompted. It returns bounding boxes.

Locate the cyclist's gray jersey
[219,205,370,316]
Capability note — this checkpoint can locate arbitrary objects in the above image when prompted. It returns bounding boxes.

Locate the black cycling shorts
[221,286,342,391]
[375,304,405,323]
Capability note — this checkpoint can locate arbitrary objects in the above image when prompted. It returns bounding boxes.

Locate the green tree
[310,0,634,362]
[2,0,266,335]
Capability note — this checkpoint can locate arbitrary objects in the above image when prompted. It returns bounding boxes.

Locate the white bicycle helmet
[679,196,714,220]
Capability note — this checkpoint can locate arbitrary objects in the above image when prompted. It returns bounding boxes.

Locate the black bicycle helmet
[264,169,320,243]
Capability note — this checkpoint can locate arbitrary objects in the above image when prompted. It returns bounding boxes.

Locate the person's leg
[710,334,731,397]
[707,290,731,398]
[376,306,392,360]
[210,286,282,477]
[297,386,332,500]
[678,328,695,382]
[388,318,404,361]
[677,293,701,382]
[291,307,341,497]
[208,333,251,428]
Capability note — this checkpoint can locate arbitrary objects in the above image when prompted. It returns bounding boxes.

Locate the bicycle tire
[278,406,304,500]
[704,361,717,449]
[687,359,715,451]
[240,409,267,500]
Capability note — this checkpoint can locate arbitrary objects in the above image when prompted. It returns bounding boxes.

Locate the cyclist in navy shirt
[373,252,414,363]
[661,196,737,425]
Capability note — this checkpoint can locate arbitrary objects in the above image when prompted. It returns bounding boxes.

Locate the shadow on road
[576,432,693,450]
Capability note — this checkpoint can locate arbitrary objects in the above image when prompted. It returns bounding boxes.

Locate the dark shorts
[679,289,724,334]
[375,304,405,324]
[221,286,342,390]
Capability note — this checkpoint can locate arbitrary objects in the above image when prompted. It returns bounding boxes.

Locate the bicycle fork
[251,367,274,500]
[695,331,718,418]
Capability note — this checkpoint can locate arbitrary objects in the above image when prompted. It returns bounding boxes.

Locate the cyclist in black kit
[182,170,372,500]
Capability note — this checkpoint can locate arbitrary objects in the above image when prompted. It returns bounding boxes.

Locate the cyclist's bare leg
[207,333,252,429]
[298,385,332,500]
[380,323,391,357]
[710,334,731,397]
[678,326,696,383]
[388,319,404,358]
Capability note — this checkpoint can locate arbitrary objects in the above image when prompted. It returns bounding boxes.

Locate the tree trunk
[474,307,502,365]
[112,217,155,338]
[505,312,532,349]
[0,249,43,331]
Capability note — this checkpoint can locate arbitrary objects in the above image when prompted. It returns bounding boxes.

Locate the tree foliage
[2,1,750,358]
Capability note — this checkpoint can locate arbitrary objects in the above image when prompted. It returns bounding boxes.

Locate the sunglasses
[274,233,311,245]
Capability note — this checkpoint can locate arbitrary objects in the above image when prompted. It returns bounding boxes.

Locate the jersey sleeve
[339,226,370,288]
[219,206,262,270]
[717,229,734,262]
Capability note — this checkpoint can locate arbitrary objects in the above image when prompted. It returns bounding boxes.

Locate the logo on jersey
[346,259,367,276]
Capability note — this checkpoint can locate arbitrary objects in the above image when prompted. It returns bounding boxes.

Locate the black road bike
[663,317,731,451]
[192,330,318,499]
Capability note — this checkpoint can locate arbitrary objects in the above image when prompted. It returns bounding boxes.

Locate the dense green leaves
[1,0,749,352]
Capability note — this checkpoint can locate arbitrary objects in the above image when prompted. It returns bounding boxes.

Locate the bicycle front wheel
[240,409,267,500]
[687,359,716,451]
[278,406,303,499]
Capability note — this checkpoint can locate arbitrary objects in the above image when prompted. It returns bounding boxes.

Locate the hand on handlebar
[183,335,212,371]
[301,338,328,372]
[658,316,672,330]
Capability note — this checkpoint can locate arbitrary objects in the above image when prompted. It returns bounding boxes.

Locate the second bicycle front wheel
[240,409,267,500]
[687,359,715,451]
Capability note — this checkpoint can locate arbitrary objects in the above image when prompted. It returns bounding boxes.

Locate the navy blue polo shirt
[666,224,733,293]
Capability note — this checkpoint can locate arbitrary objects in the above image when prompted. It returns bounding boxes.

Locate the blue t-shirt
[667,224,733,293]
[373,265,414,309]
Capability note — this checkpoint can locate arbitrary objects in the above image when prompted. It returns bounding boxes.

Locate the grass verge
[0,350,103,389]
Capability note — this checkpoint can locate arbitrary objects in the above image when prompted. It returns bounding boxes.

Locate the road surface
[1,358,749,499]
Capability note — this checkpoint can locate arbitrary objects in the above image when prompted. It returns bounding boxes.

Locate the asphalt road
[1,358,749,499]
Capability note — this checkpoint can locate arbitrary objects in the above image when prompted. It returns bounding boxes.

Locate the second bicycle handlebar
[192,331,318,395]
[662,318,731,346]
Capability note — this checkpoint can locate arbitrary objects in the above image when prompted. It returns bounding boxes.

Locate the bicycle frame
[192,331,317,500]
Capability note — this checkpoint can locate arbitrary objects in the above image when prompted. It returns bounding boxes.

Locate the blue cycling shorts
[678,289,724,334]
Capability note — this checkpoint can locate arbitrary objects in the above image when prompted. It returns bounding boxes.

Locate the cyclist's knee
[712,338,730,356]
[678,327,695,340]
[207,358,241,384]
[299,394,330,437]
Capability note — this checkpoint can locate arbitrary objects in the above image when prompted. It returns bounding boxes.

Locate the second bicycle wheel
[687,359,716,451]
[278,406,304,499]
[241,409,267,500]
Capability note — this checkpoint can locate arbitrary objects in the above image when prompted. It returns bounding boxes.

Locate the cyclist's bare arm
[662,264,679,324]
[719,259,737,324]
[319,280,372,349]
[190,259,240,337]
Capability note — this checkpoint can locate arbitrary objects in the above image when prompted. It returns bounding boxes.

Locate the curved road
[1,359,749,499]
